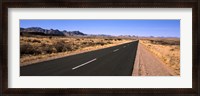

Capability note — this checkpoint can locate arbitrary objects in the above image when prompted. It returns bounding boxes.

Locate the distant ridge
[20,27,86,36]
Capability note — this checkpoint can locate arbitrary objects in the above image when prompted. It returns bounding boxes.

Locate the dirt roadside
[132,41,176,76]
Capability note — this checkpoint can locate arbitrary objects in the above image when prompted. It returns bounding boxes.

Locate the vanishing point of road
[21,41,139,76]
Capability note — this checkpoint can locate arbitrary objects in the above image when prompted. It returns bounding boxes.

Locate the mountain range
[20,27,86,36]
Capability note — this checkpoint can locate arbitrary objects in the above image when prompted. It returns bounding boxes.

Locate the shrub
[82,42,87,45]
[76,39,80,41]
[107,41,112,44]
[27,39,32,42]
[149,40,180,45]
[96,42,106,46]
[118,38,122,41]
[90,40,94,42]
[87,42,95,46]
[54,41,73,52]
[32,39,41,43]
[20,43,42,56]
[170,48,175,51]
[81,42,96,47]
[49,36,52,39]
[41,44,57,54]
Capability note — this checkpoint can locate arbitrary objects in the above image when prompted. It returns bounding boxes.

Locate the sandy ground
[140,39,180,75]
[133,42,176,76]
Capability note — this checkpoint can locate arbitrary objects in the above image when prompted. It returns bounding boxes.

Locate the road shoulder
[132,41,176,76]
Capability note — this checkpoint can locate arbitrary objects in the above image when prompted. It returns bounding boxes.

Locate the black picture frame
[1,0,199,95]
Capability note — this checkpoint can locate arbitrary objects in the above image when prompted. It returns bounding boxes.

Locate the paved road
[21,41,139,76]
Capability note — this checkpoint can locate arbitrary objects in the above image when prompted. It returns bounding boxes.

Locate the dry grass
[140,38,180,75]
[20,36,133,66]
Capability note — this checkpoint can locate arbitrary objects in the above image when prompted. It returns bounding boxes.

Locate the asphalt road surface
[21,40,139,76]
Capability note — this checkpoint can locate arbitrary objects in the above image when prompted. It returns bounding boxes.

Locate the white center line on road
[113,49,119,52]
[72,58,97,70]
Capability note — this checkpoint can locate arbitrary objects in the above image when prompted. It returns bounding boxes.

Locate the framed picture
[1,0,199,95]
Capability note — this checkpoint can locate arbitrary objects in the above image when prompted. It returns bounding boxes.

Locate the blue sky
[20,20,180,37]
